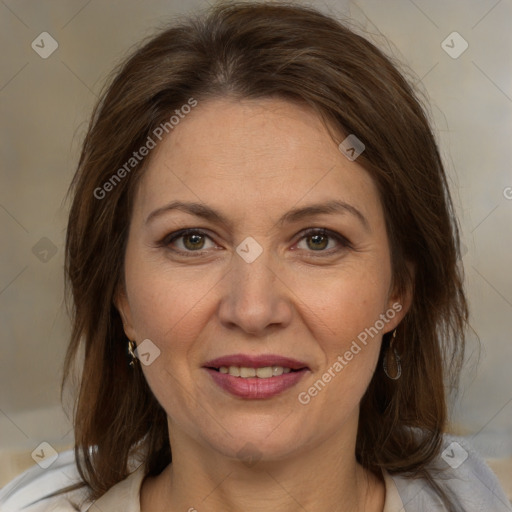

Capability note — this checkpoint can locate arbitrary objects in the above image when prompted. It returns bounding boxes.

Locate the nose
[217,245,293,337]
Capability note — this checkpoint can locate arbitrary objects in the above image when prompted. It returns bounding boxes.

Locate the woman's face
[116,97,409,462]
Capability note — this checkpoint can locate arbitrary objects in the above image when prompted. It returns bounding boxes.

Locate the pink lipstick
[203,353,309,399]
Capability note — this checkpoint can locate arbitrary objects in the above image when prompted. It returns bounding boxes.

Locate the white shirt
[1,435,510,511]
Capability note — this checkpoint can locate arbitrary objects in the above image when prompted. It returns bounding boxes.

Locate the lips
[203,353,310,399]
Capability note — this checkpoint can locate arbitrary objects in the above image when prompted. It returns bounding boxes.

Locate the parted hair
[62,1,468,509]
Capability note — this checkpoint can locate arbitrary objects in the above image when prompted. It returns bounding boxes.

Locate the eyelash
[160,228,352,258]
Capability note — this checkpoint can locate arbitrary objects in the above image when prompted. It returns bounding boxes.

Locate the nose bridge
[218,238,291,334]
[235,246,275,298]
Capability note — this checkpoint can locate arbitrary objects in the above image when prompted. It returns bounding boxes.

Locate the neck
[141,422,385,512]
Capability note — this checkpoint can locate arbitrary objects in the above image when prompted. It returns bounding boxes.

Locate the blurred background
[1,0,511,498]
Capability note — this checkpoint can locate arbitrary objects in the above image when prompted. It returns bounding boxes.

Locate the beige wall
[1,0,511,481]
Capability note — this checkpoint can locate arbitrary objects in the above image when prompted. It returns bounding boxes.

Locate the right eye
[162,229,217,256]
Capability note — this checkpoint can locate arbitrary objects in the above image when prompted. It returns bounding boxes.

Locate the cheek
[124,251,216,340]
[292,259,391,342]
[293,263,390,402]
[123,261,211,417]
[122,254,225,404]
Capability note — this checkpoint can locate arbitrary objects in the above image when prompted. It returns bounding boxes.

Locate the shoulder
[389,434,512,511]
[0,449,93,512]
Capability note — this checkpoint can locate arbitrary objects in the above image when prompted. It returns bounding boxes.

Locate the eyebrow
[145,199,370,232]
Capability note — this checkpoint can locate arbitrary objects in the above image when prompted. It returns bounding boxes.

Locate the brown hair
[61,0,468,508]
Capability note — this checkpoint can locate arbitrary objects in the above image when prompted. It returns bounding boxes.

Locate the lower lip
[204,368,308,399]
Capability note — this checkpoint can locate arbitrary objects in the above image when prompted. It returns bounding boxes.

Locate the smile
[216,365,293,378]
[202,354,310,399]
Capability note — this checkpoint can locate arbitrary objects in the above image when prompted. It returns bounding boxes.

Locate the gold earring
[127,339,138,367]
[383,329,401,380]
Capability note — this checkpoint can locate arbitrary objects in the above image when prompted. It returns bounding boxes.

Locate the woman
[1,2,510,511]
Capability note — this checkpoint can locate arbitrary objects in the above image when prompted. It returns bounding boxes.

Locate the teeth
[273,366,284,376]
[240,367,256,378]
[256,367,272,378]
[217,365,295,378]
[228,366,240,377]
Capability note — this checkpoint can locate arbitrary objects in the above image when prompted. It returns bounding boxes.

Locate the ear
[113,282,138,341]
[384,260,415,333]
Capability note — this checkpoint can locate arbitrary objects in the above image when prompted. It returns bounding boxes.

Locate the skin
[115,97,412,512]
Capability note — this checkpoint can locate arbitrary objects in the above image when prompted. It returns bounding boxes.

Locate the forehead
[133,97,382,225]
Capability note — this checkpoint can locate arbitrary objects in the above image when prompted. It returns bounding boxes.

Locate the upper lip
[203,354,309,370]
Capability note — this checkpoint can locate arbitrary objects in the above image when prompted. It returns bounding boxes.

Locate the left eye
[295,228,349,253]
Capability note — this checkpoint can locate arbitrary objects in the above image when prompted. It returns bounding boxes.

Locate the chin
[201,421,307,463]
